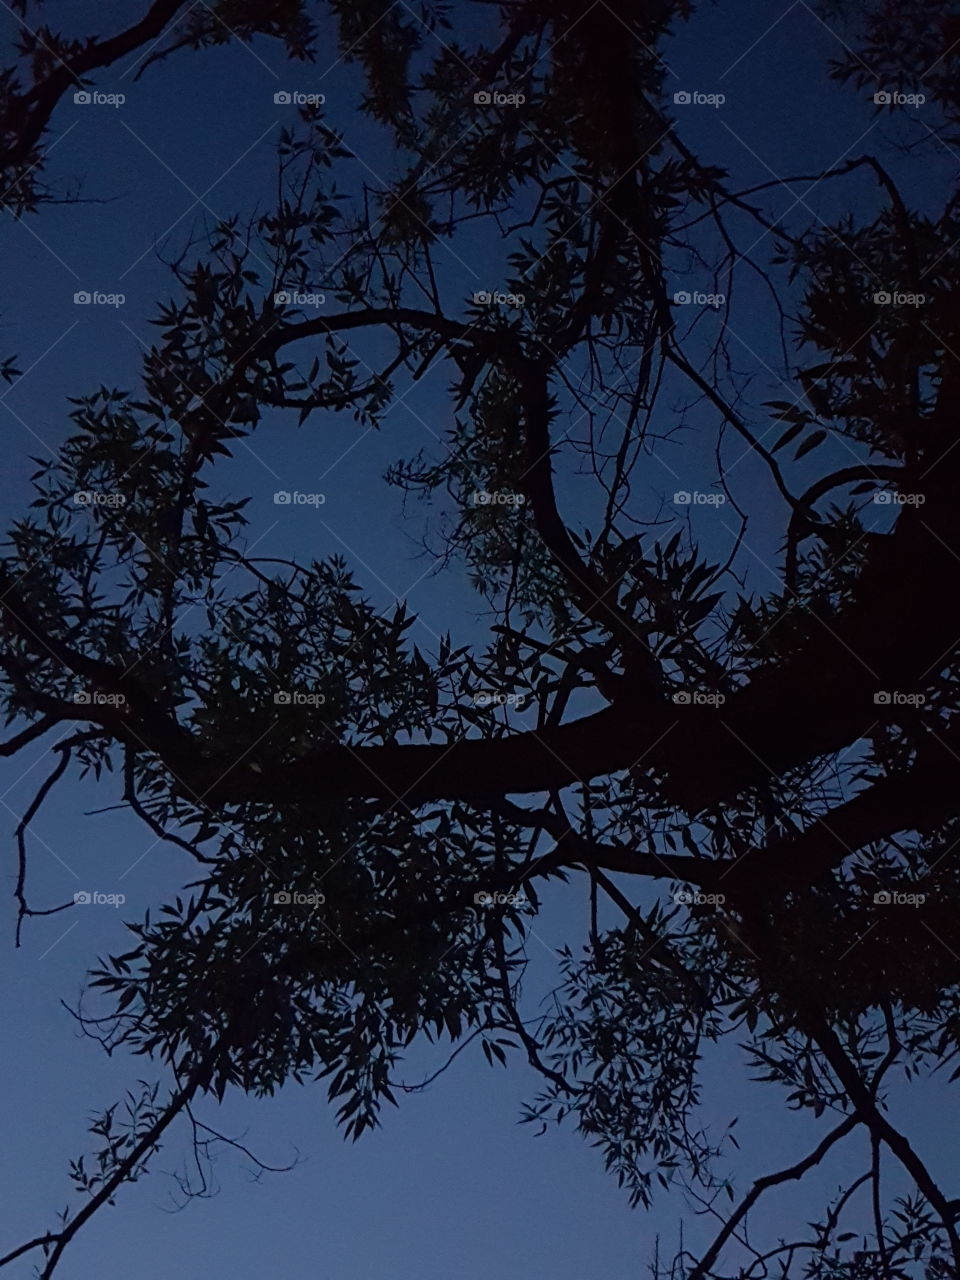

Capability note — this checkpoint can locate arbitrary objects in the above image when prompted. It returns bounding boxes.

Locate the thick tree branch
[719,727,960,898]
[0,713,58,755]
[1,1,190,174]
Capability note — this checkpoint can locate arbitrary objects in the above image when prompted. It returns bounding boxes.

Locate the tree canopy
[3,1,960,1276]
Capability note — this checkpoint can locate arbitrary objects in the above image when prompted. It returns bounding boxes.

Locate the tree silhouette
[2,1,960,1276]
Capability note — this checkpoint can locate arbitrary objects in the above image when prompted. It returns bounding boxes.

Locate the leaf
[794,429,827,460]
[684,592,722,626]
[772,420,806,453]
[664,530,682,560]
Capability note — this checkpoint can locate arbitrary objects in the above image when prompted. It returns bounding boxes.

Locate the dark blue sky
[1,2,956,1276]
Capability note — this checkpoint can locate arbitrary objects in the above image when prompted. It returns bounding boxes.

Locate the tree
[2,0,960,1275]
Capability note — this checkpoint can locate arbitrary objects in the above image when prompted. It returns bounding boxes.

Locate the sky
[0,2,957,1277]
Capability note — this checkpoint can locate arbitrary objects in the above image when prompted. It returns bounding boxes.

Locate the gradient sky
[1,2,956,1276]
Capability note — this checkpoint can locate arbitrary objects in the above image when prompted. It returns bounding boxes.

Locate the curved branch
[14,746,74,946]
[0,713,59,755]
[807,1012,960,1268]
[690,1111,860,1280]
[1,1,190,174]
[719,726,960,899]
[0,1039,224,1278]
[785,463,904,587]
